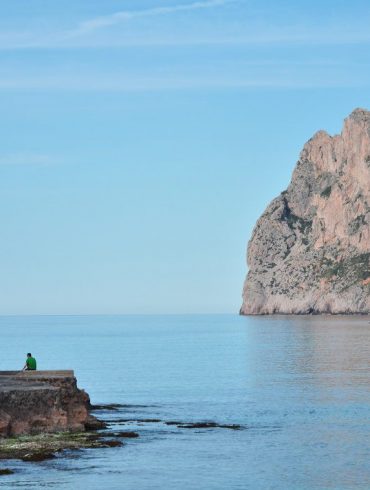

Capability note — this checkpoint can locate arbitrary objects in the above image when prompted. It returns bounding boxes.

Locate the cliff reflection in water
[246,315,370,401]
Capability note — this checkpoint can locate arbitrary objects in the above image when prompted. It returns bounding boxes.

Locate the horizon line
[0,312,238,317]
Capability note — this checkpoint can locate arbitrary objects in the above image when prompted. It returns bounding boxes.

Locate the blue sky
[1,0,370,314]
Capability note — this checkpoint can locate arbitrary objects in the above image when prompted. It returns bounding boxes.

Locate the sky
[1,0,370,314]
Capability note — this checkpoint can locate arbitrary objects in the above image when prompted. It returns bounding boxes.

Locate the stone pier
[0,371,102,437]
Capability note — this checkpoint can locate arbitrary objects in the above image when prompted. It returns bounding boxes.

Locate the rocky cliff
[240,108,370,315]
[0,371,102,437]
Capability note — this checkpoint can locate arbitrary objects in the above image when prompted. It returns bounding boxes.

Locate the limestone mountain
[241,108,370,314]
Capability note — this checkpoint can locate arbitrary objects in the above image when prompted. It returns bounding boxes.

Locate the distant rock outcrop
[241,108,370,314]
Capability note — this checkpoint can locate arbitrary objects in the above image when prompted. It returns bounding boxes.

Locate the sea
[1,314,370,490]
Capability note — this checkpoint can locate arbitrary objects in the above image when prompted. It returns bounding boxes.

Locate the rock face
[0,371,102,437]
[241,108,370,314]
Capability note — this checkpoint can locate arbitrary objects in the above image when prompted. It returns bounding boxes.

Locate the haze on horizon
[1,0,370,315]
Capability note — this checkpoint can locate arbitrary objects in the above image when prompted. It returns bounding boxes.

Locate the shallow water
[1,314,370,489]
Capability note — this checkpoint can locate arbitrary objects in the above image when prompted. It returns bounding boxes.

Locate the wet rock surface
[241,108,370,314]
[0,431,124,460]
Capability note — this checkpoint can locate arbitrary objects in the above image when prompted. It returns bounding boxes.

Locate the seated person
[23,353,37,371]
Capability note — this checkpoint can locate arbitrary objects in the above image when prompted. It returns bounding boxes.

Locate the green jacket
[26,357,37,370]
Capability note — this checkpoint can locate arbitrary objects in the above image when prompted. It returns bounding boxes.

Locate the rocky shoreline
[0,370,118,466]
[0,371,245,476]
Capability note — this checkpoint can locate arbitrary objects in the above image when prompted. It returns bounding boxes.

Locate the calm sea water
[1,314,370,489]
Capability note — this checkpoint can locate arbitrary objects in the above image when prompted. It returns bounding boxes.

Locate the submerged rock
[90,404,125,411]
[101,440,123,447]
[107,431,139,438]
[106,418,161,424]
[165,421,243,430]
[21,452,56,462]
[241,108,370,314]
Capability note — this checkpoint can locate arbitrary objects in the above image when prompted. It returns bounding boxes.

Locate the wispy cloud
[1,1,370,50]
[72,0,235,36]
[0,70,364,92]
[0,152,61,166]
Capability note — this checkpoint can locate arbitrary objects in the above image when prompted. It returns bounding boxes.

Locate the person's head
[27,353,32,358]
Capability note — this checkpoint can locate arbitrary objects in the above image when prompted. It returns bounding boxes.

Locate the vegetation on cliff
[241,108,370,314]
